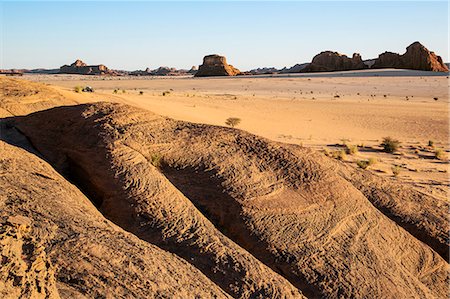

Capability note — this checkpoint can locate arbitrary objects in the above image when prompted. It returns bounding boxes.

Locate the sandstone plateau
[0,77,448,298]
[195,55,241,77]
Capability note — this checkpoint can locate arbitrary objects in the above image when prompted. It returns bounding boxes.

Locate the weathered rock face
[60,59,113,75]
[195,55,240,77]
[301,52,367,72]
[372,42,448,72]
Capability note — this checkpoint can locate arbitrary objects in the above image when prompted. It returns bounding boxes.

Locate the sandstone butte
[59,59,114,75]
[301,52,367,72]
[299,41,448,73]
[0,76,449,298]
[194,54,241,77]
[372,41,449,72]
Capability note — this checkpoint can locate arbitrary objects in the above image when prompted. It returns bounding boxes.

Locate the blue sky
[1,1,448,70]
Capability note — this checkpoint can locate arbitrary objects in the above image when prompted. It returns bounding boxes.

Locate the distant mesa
[300,52,367,73]
[194,54,240,77]
[372,41,448,72]
[59,59,116,75]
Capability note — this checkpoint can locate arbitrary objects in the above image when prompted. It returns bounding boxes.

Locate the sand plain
[23,69,449,199]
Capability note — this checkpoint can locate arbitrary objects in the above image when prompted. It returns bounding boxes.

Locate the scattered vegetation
[433,97,438,101]
[122,89,126,94]
[391,165,401,177]
[74,86,83,93]
[428,140,434,147]
[139,91,144,95]
[162,91,171,96]
[113,89,118,94]
[225,117,241,128]
[381,137,401,153]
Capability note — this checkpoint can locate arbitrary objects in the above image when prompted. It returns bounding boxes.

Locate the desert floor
[23,69,449,199]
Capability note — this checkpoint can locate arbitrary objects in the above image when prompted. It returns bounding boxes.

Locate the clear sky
[1,1,448,70]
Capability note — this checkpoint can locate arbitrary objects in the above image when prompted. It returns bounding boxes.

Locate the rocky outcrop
[372,42,448,72]
[195,55,240,77]
[60,59,114,75]
[301,52,367,73]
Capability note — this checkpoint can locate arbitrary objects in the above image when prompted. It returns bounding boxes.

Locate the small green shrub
[225,117,241,128]
[381,137,401,153]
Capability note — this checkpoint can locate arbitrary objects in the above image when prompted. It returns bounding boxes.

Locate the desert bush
[381,137,400,153]
[368,157,377,166]
[332,150,347,161]
[162,91,171,96]
[428,140,434,147]
[391,165,401,177]
[345,144,358,155]
[74,86,83,93]
[151,154,162,168]
[433,97,438,101]
[113,89,118,94]
[435,149,446,160]
[225,117,241,128]
[122,90,126,94]
[357,160,369,169]
[323,148,331,157]
[139,91,144,95]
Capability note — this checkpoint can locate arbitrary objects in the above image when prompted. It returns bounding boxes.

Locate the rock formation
[372,42,448,72]
[301,52,367,72]
[60,59,114,75]
[195,55,240,77]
